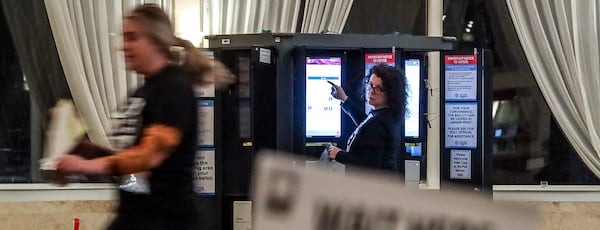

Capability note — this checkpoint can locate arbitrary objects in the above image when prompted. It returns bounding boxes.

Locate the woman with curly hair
[328,63,407,173]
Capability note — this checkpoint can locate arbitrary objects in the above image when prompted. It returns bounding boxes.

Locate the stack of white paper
[40,100,86,170]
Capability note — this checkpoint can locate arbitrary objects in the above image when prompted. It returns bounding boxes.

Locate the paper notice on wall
[252,152,537,230]
[197,100,215,147]
[450,149,472,179]
[445,55,477,101]
[194,148,215,194]
[445,102,478,148]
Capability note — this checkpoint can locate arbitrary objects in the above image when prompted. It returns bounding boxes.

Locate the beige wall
[1,201,599,229]
[526,202,600,230]
[498,202,600,230]
[0,201,115,230]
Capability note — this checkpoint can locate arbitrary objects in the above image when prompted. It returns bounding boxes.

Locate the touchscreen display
[405,59,421,138]
[305,57,342,137]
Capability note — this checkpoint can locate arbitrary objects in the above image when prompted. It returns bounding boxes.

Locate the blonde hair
[125,4,233,88]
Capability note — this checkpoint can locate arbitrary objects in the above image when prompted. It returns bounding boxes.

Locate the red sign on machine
[445,55,477,65]
[365,53,395,65]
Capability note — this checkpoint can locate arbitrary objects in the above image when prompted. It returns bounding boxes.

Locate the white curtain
[202,0,302,34]
[300,0,354,33]
[44,0,172,148]
[201,0,353,35]
[506,0,600,177]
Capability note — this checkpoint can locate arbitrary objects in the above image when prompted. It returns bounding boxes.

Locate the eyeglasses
[366,83,385,95]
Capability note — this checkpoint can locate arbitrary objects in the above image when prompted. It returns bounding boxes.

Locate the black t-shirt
[112,65,199,218]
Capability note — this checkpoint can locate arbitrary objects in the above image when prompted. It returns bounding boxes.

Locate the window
[0,1,75,183]
[0,4,31,183]
[446,0,600,185]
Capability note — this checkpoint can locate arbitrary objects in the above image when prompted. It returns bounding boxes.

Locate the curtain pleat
[203,0,306,34]
[44,0,172,148]
[301,0,354,33]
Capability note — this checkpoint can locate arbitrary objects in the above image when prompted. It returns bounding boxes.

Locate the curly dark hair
[366,63,408,119]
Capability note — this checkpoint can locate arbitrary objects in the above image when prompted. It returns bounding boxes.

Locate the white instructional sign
[194,84,215,98]
[197,100,215,147]
[445,102,478,148]
[259,48,271,64]
[194,50,216,98]
[252,152,537,230]
[450,149,472,179]
[194,149,215,194]
[445,55,478,101]
[233,201,253,230]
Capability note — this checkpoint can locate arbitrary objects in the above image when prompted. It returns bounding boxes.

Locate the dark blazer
[335,98,404,173]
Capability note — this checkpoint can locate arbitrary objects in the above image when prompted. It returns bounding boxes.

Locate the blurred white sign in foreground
[252,152,536,230]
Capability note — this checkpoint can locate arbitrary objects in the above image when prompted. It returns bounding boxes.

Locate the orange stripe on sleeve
[106,124,182,175]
